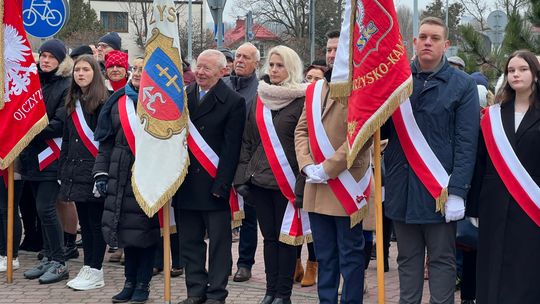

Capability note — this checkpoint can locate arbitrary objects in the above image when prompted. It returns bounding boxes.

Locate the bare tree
[459,0,490,31]
[496,0,529,16]
[396,5,413,61]
[120,0,152,49]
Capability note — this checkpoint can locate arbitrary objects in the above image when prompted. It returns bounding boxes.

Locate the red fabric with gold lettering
[0,0,47,169]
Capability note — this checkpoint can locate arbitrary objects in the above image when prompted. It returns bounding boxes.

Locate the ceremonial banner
[330,0,412,167]
[0,0,48,169]
[133,0,189,217]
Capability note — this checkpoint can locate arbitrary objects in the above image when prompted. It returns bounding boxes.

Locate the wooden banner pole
[374,130,385,303]
[6,164,14,283]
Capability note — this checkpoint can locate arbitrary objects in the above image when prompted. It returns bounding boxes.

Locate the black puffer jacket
[234,78,305,191]
[93,86,159,248]
[20,60,72,181]
[58,103,104,203]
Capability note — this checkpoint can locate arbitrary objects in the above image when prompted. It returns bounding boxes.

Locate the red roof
[224,19,280,48]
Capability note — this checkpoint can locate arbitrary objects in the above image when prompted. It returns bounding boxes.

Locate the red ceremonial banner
[336,0,412,166]
[0,0,48,169]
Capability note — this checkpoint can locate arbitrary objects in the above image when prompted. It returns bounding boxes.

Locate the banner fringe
[231,220,242,229]
[132,153,190,218]
[329,82,352,99]
[350,204,369,228]
[347,77,413,168]
[233,210,245,222]
[279,233,306,246]
[0,115,48,170]
[0,0,4,110]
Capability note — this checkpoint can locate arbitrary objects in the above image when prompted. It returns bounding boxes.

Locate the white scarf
[257,80,308,110]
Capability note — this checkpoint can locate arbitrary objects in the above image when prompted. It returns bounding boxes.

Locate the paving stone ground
[1,231,461,303]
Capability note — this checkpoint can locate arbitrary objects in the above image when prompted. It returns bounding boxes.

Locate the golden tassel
[349,205,369,228]
[435,187,449,215]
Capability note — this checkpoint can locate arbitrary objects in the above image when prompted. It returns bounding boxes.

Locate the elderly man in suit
[175,49,246,304]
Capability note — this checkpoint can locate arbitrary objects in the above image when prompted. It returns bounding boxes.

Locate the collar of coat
[227,71,258,90]
[411,56,452,83]
[187,79,230,104]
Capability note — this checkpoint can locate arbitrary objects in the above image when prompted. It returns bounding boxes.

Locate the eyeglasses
[97,43,110,49]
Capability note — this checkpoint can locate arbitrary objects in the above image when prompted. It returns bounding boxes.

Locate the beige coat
[294,81,371,217]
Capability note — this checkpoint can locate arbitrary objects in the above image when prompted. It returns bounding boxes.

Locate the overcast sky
[212,0,502,25]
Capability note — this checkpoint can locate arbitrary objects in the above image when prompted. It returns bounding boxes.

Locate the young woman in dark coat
[59,55,109,291]
[468,50,540,304]
[93,57,159,304]
[234,45,308,304]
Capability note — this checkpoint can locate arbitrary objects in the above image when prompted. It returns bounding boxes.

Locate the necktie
[198,90,206,105]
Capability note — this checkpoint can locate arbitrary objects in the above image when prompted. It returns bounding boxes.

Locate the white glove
[304,164,326,184]
[314,164,329,182]
[445,194,465,223]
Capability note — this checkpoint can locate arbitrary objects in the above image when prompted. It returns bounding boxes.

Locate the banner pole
[163,202,171,304]
[374,129,385,303]
[6,164,14,283]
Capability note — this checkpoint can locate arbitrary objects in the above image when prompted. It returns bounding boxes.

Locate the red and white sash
[255,97,311,245]
[481,105,540,227]
[72,100,99,157]
[38,138,62,171]
[305,80,371,228]
[392,99,450,212]
[186,119,245,228]
[118,95,176,232]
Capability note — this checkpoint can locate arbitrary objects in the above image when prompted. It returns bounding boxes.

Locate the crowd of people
[1,15,540,304]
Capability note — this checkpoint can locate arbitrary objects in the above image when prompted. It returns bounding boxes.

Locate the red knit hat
[105,50,129,70]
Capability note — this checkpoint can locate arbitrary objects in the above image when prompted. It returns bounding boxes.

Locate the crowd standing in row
[1,15,540,304]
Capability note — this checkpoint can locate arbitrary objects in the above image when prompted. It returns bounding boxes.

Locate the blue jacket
[383,58,480,224]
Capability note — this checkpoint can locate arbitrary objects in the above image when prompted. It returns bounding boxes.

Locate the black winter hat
[98,32,122,51]
[70,45,93,59]
[39,39,67,63]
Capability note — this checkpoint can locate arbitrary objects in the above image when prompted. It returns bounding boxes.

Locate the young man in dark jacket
[21,39,72,284]
[382,17,479,304]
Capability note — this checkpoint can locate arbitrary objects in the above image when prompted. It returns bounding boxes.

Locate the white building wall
[89,0,205,61]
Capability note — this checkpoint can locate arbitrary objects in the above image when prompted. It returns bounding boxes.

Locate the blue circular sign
[22,0,69,38]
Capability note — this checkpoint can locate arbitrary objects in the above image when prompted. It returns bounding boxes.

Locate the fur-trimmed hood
[55,55,74,77]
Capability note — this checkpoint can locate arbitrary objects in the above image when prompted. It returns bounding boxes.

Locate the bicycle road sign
[22,0,69,38]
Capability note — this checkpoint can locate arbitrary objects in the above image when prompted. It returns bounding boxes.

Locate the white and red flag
[331,0,412,167]
[132,0,190,217]
[0,0,48,169]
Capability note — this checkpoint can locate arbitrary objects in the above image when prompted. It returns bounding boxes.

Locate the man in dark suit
[175,49,246,304]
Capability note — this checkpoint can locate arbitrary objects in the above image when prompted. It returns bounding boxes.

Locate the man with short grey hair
[222,42,260,283]
[175,49,246,304]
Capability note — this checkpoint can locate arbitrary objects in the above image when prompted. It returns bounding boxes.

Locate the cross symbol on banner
[156,64,181,93]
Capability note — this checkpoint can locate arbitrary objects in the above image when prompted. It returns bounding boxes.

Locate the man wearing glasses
[96,32,122,74]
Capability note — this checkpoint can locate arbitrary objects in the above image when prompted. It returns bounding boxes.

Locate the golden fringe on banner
[231,210,245,229]
[350,204,369,228]
[435,187,448,215]
[0,0,5,110]
[0,115,48,170]
[132,156,189,218]
[279,234,306,246]
[346,77,413,168]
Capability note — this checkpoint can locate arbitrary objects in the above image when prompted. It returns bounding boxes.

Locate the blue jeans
[309,213,365,304]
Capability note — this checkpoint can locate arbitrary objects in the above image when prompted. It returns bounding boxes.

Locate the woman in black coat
[93,57,159,303]
[234,45,307,304]
[468,50,540,304]
[59,55,109,291]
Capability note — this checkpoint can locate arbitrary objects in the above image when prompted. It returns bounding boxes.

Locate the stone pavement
[0,233,461,303]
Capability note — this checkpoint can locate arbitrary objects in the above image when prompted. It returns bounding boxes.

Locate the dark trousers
[0,180,23,257]
[75,201,106,269]
[124,246,157,285]
[179,209,231,301]
[29,181,64,262]
[19,182,42,250]
[236,202,257,269]
[309,212,365,304]
[460,250,476,301]
[297,242,316,261]
[383,211,393,267]
[251,185,296,299]
[393,220,457,304]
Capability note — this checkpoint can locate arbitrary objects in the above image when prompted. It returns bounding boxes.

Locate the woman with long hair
[468,49,540,304]
[93,57,160,304]
[234,45,308,304]
[59,55,109,290]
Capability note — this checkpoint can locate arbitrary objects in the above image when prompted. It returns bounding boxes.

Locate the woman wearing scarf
[104,50,129,92]
[234,45,308,304]
[93,57,159,304]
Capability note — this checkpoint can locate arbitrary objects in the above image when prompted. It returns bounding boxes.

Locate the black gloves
[93,174,108,198]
